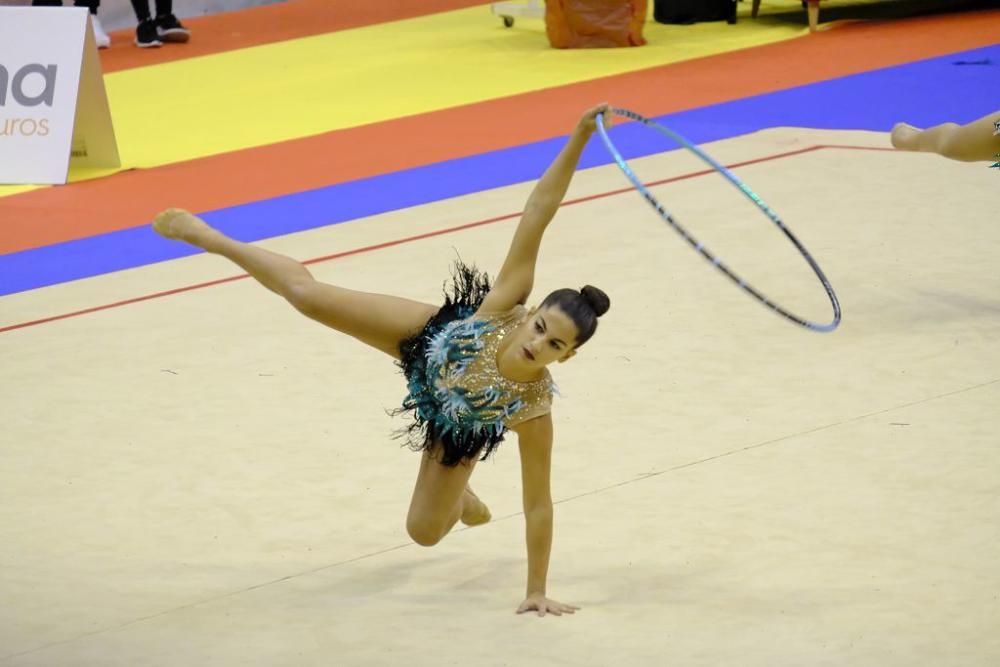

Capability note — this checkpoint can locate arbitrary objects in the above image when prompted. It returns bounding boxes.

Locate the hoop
[595,107,841,333]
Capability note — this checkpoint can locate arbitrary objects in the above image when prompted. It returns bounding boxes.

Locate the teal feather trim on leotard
[393,262,508,466]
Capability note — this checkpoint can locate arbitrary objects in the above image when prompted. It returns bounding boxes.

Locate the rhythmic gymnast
[890,111,1000,164]
[152,104,614,617]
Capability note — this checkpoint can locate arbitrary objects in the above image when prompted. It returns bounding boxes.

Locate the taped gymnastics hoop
[596,107,841,333]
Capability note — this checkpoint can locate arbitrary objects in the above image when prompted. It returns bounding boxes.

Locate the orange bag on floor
[545,0,648,49]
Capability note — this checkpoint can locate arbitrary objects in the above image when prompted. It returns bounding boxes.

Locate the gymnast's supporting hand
[517,592,581,617]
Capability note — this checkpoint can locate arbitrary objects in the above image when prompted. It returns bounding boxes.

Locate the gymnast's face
[513,305,579,369]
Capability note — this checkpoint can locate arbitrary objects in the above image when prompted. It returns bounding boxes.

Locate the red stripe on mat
[0,144,894,335]
[2,9,995,256]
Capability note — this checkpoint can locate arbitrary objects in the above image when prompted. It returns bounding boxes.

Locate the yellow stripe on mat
[0,5,805,199]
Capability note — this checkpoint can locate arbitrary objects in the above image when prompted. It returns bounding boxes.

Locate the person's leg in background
[31,0,109,49]
[76,1,109,48]
[154,0,191,44]
[129,0,161,48]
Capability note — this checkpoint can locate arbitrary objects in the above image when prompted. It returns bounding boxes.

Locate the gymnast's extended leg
[891,111,1000,163]
[152,208,438,359]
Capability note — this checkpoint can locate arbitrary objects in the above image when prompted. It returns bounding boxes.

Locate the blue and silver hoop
[596,107,842,333]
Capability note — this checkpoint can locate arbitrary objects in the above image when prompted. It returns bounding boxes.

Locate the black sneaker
[135,19,162,48]
[156,14,190,43]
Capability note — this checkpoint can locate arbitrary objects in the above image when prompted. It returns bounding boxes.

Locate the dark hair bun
[580,285,610,318]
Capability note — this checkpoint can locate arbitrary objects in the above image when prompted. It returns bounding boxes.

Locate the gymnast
[152,104,615,617]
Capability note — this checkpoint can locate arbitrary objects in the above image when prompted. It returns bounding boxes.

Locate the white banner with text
[0,6,119,184]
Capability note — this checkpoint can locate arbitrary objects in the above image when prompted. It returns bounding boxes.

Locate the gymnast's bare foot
[890,122,922,151]
[152,208,219,248]
[461,486,491,526]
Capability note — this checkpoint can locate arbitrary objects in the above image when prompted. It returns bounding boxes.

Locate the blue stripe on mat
[2,44,997,296]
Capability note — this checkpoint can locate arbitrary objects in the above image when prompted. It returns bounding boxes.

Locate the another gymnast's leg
[152,208,437,359]
[891,111,1000,163]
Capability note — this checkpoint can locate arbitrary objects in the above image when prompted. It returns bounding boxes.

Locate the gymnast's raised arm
[477,104,611,314]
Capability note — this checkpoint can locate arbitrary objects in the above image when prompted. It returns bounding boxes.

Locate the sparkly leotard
[394,264,556,466]
[424,306,554,431]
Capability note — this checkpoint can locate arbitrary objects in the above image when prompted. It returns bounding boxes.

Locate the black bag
[653,0,737,24]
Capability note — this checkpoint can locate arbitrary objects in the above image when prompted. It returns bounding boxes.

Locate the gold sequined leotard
[432,306,554,429]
